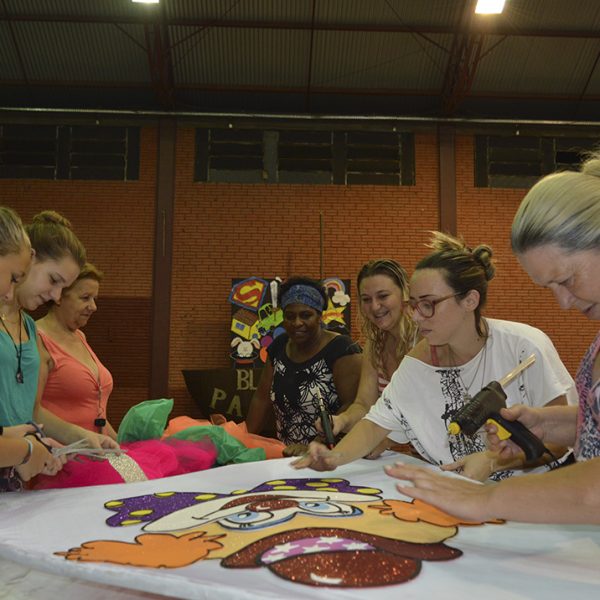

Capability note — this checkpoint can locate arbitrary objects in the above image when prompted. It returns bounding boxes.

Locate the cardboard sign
[182,368,264,423]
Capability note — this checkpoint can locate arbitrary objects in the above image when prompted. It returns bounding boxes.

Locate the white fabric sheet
[0,455,598,600]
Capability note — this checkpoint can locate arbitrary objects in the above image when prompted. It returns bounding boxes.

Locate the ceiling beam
[3,14,600,39]
[440,0,484,115]
[305,0,317,112]
[143,18,175,110]
[2,79,600,103]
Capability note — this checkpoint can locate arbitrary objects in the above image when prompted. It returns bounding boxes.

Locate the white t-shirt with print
[365,318,576,474]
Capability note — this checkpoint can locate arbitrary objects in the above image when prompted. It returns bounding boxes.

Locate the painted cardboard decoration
[57,477,491,589]
[229,277,352,367]
[182,367,263,424]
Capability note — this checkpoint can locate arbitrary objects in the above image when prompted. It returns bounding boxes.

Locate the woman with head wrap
[246,276,362,456]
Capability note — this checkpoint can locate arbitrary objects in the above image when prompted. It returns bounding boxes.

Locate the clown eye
[223,511,271,525]
[298,501,339,513]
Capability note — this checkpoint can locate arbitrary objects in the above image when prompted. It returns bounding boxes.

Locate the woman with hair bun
[0,206,65,491]
[0,210,118,452]
[384,151,600,525]
[295,232,575,480]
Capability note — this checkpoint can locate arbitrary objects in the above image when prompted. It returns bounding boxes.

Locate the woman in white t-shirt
[294,232,575,481]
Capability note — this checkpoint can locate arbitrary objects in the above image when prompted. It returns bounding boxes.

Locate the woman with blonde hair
[296,232,575,480]
[0,210,117,452]
[0,207,64,491]
[386,151,600,524]
[320,259,418,458]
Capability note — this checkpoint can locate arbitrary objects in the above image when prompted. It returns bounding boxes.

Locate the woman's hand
[15,437,63,481]
[485,405,546,460]
[384,462,495,523]
[441,451,497,482]
[314,413,347,437]
[291,440,342,471]
[77,429,120,453]
[283,443,308,457]
[3,423,39,438]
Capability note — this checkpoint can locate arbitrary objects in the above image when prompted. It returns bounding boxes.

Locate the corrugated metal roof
[12,21,148,83]
[4,0,159,20]
[311,31,450,90]
[172,26,311,86]
[1,0,600,118]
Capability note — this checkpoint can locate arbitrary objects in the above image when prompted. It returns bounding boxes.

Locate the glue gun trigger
[485,418,512,441]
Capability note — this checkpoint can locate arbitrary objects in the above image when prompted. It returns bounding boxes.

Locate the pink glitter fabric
[31,438,217,489]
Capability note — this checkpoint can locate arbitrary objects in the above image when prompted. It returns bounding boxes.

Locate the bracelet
[19,438,34,465]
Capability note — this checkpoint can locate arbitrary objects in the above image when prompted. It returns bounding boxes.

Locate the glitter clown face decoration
[57,477,477,589]
[142,488,368,533]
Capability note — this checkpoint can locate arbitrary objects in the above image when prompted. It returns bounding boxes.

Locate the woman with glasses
[294,231,575,481]
[384,151,600,524]
[316,259,418,458]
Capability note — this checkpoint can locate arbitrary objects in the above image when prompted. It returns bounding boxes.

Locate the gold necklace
[0,313,20,325]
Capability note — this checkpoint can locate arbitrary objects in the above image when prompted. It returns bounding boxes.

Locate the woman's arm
[386,457,600,525]
[293,418,390,471]
[0,436,44,469]
[331,341,380,435]
[331,351,363,415]
[245,361,274,435]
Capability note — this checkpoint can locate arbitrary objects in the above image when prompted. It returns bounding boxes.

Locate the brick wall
[3,127,157,426]
[3,126,595,427]
[455,135,596,375]
[169,129,440,417]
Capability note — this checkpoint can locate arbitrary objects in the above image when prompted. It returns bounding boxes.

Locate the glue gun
[447,354,548,462]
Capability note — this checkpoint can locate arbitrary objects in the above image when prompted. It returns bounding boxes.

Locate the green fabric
[168,426,266,464]
[117,398,174,443]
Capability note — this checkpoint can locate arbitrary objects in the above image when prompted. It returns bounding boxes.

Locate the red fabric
[31,438,217,490]
[163,415,286,459]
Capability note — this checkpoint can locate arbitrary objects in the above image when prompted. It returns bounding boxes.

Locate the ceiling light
[475,0,506,14]
[132,0,160,4]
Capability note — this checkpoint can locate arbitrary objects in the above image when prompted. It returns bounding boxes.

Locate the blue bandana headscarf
[281,284,325,313]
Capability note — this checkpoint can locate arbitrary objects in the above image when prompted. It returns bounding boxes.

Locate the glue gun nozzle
[448,422,461,435]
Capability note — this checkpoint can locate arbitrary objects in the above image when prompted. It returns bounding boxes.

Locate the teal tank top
[0,312,40,426]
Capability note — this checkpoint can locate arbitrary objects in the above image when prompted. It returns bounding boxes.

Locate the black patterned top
[267,333,361,445]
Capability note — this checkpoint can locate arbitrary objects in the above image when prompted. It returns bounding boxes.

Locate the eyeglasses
[407,292,463,319]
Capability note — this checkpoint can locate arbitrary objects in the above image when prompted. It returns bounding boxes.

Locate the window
[0,124,140,181]
[475,135,598,188]
[195,126,415,186]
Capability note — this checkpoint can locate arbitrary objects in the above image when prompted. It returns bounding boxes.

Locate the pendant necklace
[449,339,487,402]
[0,310,24,384]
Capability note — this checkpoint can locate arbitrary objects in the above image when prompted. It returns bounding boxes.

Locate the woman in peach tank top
[36,263,117,440]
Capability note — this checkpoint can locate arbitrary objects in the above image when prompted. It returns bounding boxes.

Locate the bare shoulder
[36,333,54,370]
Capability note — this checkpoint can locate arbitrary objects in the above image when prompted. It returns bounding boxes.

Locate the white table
[0,455,598,600]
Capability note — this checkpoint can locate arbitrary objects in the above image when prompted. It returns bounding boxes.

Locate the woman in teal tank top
[0,210,119,454]
[0,206,65,489]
